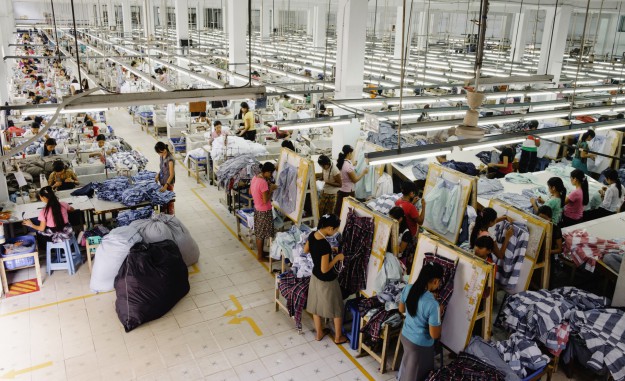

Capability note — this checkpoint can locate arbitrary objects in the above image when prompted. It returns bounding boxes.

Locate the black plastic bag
[115,240,190,332]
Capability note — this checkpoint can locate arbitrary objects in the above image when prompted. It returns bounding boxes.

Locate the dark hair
[39,186,66,232]
[389,206,408,233]
[85,120,94,127]
[34,116,43,124]
[240,102,250,111]
[617,113,624,120]
[470,207,498,248]
[214,120,222,127]
[604,169,622,198]
[570,169,589,205]
[401,181,417,196]
[281,140,295,151]
[154,141,171,155]
[581,129,596,142]
[318,214,340,229]
[260,162,276,173]
[474,236,494,251]
[317,155,332,167]
[52,160,65,172]
[527,120,539,129]
[337,145,354,170]
[199,112,206,117]
[406,263,444,317]
[499,146,515,163]
[31,122,40,129]
[547,177,567,207]
[537,205,553,219]
[44,137,57,147]
[96,134,106,142]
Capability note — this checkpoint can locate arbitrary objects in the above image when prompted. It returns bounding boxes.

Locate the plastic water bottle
[40,174,48,187]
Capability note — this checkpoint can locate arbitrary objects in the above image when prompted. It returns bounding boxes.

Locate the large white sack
[130,214,200,266]
[90,226,143,292]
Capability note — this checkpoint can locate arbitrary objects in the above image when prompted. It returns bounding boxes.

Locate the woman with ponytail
[334,145,369,215]
[398,263,444,381]
[572,129,596,174]
[563,169,589,226]
[585,169,625,220]
[469,207,514,259]
[531,177,566,225]
[22,186,75,242]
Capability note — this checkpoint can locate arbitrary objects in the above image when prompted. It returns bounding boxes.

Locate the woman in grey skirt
[398,263,444,381]
[305,214,348,344]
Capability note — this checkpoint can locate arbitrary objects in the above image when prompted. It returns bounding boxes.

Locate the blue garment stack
[95,177,130,202]
[117,207,154,226]
[132,170,158,182]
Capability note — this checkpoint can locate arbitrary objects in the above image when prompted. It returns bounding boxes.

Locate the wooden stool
[0,251,42,296]
[358,315,402,374]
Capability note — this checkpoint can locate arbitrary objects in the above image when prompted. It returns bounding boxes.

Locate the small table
[0,249,43,297]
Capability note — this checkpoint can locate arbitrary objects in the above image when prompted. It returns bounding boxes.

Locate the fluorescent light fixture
[399,125,458,134]
[462,138,525,151]
[369,150,452,166]
[279,119,352,131]
[539,130,584,139]
[531,102,570,111]
[596,123,625,131]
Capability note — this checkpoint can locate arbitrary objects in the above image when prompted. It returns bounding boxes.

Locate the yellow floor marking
[224,294,243,316]
[1,361,53,379]
[228,316,263,336]
[188,264,200,275]
[336,345,376,381]
[0,292,112,318]
[191,187,269,271]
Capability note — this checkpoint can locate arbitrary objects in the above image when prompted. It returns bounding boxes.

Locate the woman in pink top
[209,120,229,144]
[23,186,75,243]
[563,169,589,227]
[334,145,369,215]
[250,162,277,261]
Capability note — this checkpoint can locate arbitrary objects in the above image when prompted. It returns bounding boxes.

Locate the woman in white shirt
[584,169,625,220]
[334,145,368,215]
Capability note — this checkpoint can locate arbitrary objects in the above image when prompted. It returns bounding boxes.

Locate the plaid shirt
[426,352,506,381]
[338,209,375,298]
[423,252,458,318]
[562,229,625,272]
[495,332,550,378]
[492,221,530,290]
[360,309,400,346]
[570,309,625,381]
[277,271,310,330]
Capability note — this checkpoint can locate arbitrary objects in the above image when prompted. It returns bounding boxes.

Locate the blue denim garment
[116,207,153,226]
[132,170,158,182]
[95,177,130,202]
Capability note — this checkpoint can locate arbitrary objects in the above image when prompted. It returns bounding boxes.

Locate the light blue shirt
[400,286,441,347]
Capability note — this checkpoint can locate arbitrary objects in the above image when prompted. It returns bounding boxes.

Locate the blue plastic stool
[343,299,361,351]
[46,236,82,276]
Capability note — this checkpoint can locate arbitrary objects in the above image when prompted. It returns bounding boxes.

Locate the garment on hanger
[272,163,298,214]
[338,209,375,298]
[354,150,377,199]
[374,172,393,198]
[423,178,461,236]
[495,333,550,378]
[423,252,458,316]
[277,271,310,330]
[492,220,529,289]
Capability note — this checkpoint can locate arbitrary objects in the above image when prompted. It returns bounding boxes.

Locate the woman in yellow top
[237,102,256,141]
[48,160,79,191]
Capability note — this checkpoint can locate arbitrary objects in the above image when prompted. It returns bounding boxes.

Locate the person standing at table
[395,181,426,237]
[334,145,369,215]
[250,162,277,261]
[154,142,176,214]
[519,120,540,173]
[237,102,256,141]
[572,130,596,174]
[317,155,342,216]
[398,262,444,381]
[563,169,589,227]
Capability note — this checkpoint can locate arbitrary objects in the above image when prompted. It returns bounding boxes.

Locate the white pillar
[222,1,228,32]
[393,6,411,60]
[143,0,155,37]
[175,0,189,48]
[600,14,618,56]
[122,1,132,37]
[306,10,313,35]
[509,12,529,62]
[160,0,167,30]
[228,0,247,84]
[537,6,572,84]
[416,11,428,51]
[196,0,204,31]
[312,5,327,49]
[333,0,367,156]
[261,0,271,40]
[0,0,15,104]
[107,1,116,28]
[429,12,438,37]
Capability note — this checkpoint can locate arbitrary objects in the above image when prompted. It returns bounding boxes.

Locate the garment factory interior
[2,0,625,379]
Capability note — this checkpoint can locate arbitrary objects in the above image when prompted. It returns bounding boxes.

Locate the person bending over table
[487,145,515,179]
[48,160,79,191]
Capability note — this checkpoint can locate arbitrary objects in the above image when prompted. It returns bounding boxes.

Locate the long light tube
[461,138,525,151]
[368,150,452,166]
[279,119,352,131]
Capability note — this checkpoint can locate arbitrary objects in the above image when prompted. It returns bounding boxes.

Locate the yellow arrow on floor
[228,316,263,336]
[2,361,53,379]
[223,294,243,317]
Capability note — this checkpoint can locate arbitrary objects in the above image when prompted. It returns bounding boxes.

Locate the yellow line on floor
[192,188,376,381]
[191,187,269,271]
[1,361,54,379]
[188,264,200,275]
[0,292,112,318]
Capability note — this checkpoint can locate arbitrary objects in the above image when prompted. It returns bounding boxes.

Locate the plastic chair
[343,299,361,351]
[46,236,82,276]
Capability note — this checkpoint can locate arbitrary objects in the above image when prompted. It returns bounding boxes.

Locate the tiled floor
[0,108,593,380]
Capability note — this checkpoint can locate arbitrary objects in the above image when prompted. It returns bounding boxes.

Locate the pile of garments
[496,287,609,356]
[270,224,312,263]
[476,150,499,165]
[495,193,533,213]
[95,177,130,202]
[366,122,405,149]
[365,193,402,214]
[356,281,405,347]
[477,178,504,198]
[79,224,110,246]
[216,155,260,190]
[132,170,157,182]
[105,150,148,172]
[426,351,506,381]
[562,229,625,272]
[440,160,478,176]
[94,177,174,206]
[116,207,153,226]
[210,135,268,159]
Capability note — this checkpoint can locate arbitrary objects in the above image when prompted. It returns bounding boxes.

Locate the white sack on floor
[90,226,143,292]
[130,214,200,266]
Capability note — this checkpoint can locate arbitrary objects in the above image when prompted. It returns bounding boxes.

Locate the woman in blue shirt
[398,263,444,381]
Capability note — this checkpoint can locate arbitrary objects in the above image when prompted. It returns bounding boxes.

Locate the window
[93,5,99,25]
[154,6,160,27]
[131,5,142,27]
[204,8,222,29]
[188,7,197,29]
[167,6,176,27]
[102,4,108,25]
[115,5,123,27]
[619,16,625,33]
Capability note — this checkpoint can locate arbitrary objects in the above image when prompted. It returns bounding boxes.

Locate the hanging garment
[215,155,261,190]
[494,333,550,378]
[424,178,461,236]
[374,172,393,198]
[354,150,377,199]
[366,193,402,214]
[277,271,310,330]
[562,229,625,272]
[492,221,530,289]
[423,252,458,316]
[426,352,506,381]
[272,163,298,214]
[570,308,625,381]
[338,209,375,298]
[372,253,404,294]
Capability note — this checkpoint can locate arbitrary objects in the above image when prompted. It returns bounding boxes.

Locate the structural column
[160,0,167,30]
[175,0,189,49]
[306,10,313,35]
[260,0,271,40]
[333,0,368,156]
[537,5,572,84]
[312,5,327,49]
[509,12,529,62]
[107,0,116,29]
[122,1,132,37]
[143,0,156,37]
[0,0,15,104]
[196,0,204,31]
[599,14,618,57]
[222,1,228,32]
[415,11,428,51]
[227,0,248,84]
[393,6,411,60]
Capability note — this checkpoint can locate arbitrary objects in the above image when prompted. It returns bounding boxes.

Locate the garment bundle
[562,229,625,272]
[365,193,402,215]
[478,178,504,198]
[426,351,506,381]
[216,154,260,190]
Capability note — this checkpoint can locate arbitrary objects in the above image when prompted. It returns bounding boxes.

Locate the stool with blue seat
[343,299,362,351]
[46,236,82,275]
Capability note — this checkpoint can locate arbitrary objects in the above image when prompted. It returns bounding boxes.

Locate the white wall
[13,1,46,23]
